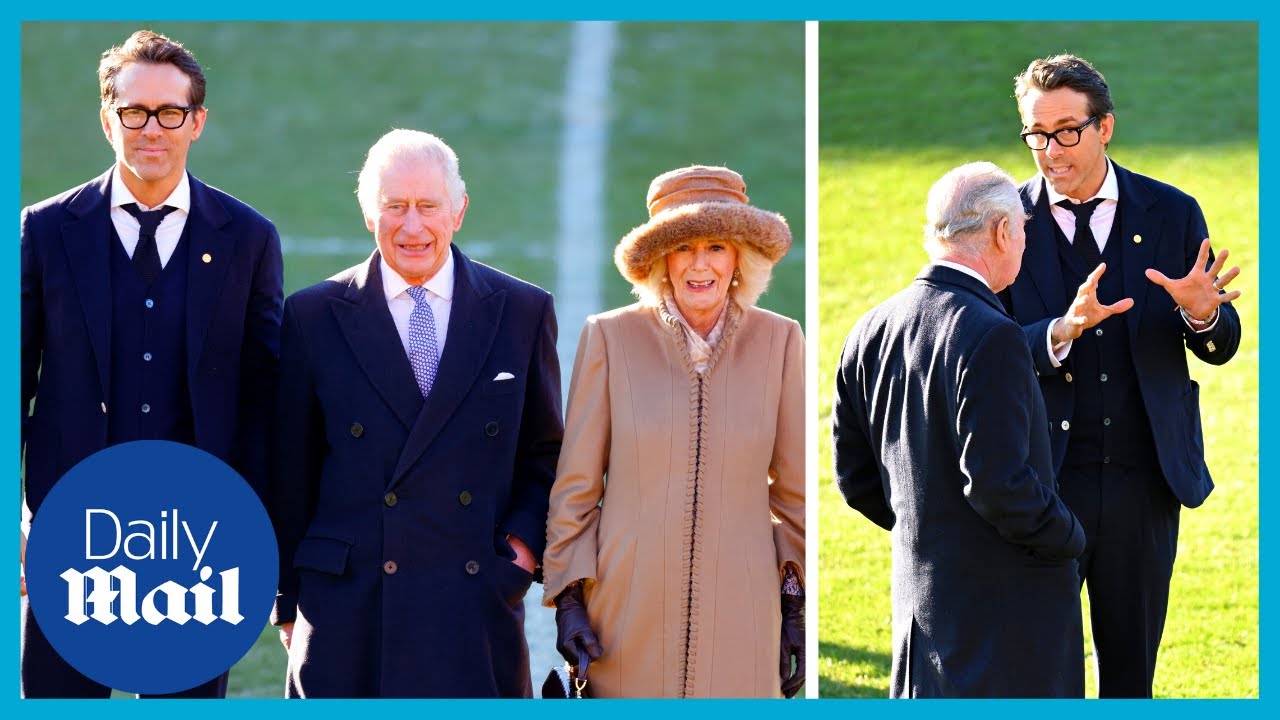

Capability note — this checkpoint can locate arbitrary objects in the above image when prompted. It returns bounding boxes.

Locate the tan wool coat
[543,301,805,698]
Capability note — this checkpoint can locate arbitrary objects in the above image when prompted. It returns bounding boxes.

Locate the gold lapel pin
[1133,234,1142,244]
[202,253,212,263]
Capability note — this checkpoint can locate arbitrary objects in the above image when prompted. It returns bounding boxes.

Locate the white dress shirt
[108,165,192,268]
[1045,158,1120,255]
[382,251,454,362]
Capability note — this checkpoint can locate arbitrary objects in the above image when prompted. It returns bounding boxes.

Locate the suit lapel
[185,174,237,383]
[1022,178,1068,317]
[330,254,424,431]
[392,247,504,487]
[62,169,114,399]
[1113,162,1160,343]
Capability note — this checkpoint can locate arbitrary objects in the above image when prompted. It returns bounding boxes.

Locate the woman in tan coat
[542,166,805,698]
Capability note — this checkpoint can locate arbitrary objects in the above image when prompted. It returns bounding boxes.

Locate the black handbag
[541,649,592,699]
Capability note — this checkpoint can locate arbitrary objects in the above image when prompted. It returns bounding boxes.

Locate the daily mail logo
[24,442,277,696]
[62,509,243,627]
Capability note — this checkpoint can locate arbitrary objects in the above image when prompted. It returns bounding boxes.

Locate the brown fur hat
[614,165,792,284]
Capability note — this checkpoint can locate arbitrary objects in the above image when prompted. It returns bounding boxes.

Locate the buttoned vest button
[1060,420,1070,431]
[351,422,364,438]
[484,421,499,437]
[383,560,398,575]
[465,560,480,575]
[384,492,398,507]
[458,491,472,506]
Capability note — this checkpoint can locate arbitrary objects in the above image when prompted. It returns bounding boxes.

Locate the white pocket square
[493,372,515,381]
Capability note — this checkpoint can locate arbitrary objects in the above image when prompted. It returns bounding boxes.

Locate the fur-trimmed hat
[614,165,792,285]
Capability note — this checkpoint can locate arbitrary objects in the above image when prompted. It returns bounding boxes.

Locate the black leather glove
[555,582,603,679]
[780,594,805,698]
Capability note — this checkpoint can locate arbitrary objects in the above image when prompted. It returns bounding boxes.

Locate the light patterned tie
[405,285,440,398]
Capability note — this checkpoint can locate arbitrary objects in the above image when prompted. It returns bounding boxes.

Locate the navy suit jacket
[833,264,1085,698]
[20,167,283,510]
[1002,162,1241,508]
[268,246,563,698]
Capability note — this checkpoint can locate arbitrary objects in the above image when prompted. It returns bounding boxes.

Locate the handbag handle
[575,647,591,698]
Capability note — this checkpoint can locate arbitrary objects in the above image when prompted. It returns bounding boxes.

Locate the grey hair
[356,129,466,218]
[632,240,774,310]
[923,161,1025,256]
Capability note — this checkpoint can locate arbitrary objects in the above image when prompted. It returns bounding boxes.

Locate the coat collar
[917,263,1010,317]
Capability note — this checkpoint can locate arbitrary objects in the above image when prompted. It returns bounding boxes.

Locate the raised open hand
[1144,238,1242,321]
[1050,263,1135,346]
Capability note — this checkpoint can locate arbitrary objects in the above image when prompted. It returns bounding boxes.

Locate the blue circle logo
[25,441,278,695]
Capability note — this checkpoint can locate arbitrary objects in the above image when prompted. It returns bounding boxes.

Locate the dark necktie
[1056,198,1105,269]
[121,202,178,286]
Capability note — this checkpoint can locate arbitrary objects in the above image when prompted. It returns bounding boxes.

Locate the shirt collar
[932,259,993,290]
[381,248,456,303]
[109,165,192,213]
[1044,158,1118,206]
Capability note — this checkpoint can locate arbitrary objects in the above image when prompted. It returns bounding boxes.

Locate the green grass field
[817,22,1259,698]
[20,21,804,698]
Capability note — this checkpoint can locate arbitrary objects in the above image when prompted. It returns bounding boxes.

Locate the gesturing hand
[1050,263,1135,346]
[1144,238,1242,322]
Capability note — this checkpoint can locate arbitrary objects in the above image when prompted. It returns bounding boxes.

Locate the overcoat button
[351,422,364,437]
[1064,373,1073,383]
[1103,417,1112,427]
[465,560,480,575]
[1060,420,1071,431]
[458,491,473,506]
[484,421,499,437]
[384,492,398,507]
[383,561,398,575]
[1095,328,1103,337]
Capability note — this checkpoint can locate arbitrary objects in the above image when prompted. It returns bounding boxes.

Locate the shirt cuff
[1046,320,1071,368]
[1179,306,1219,333]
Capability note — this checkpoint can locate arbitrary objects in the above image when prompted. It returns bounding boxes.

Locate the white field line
[554,21,617,392]
[523,21,618,689]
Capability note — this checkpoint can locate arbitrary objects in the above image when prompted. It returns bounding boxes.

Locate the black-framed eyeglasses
[1019,116,1099,151]
[114,105,198,130]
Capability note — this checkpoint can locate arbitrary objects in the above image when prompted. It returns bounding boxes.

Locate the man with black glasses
[20,29,282,698]
[1001,53,1243,697]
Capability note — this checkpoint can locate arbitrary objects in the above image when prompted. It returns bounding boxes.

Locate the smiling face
[100,62,205,205]
[365,156,468,285]
[665,236,739,333]
[1018,86,1113,201]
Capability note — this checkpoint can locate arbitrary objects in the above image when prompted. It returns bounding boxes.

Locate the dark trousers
[21,601,230,698]
[1058,460,1180,698]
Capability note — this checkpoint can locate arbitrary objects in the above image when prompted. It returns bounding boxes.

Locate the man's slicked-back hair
[1014,53,1114,121]
[99,30,206,108]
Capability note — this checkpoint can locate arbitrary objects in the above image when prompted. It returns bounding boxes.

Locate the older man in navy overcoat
[268,129,563,698]
[833,162,1086,697]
